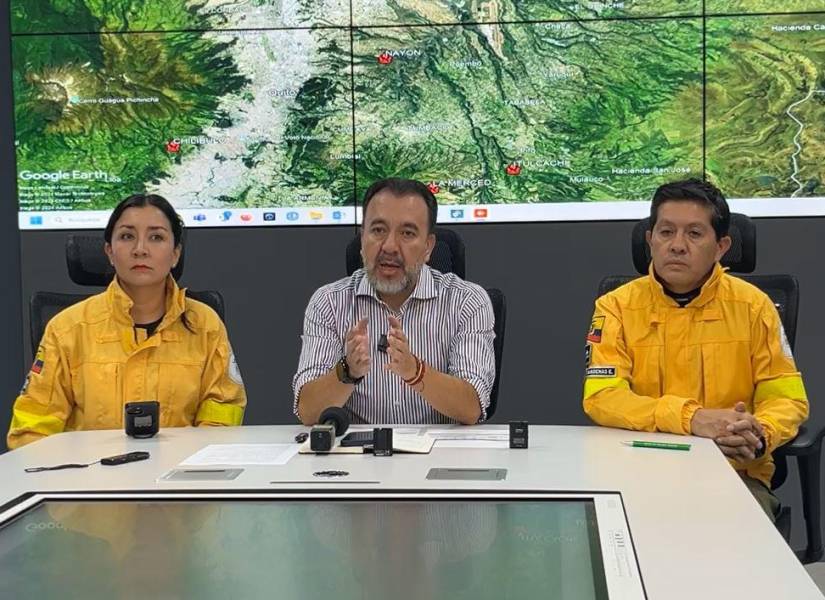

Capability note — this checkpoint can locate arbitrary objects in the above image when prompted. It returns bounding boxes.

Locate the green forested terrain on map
[708,1,825,15]
[706,14,825,198]
[11,1,824,211]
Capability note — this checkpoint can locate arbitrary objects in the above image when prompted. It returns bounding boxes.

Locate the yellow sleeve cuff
[654,395,699,435]
[681,401,703,435]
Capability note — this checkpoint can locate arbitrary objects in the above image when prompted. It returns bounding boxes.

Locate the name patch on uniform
[587,316,605,343]
[585,366,616,378]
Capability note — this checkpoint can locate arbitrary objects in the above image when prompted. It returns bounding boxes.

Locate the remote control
[100,451,150,466]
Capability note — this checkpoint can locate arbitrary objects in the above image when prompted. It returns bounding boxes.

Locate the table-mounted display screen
[0,491,645,599]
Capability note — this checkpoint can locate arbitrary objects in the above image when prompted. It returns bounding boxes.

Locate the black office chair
[29,234,226,356]
[485,288,507,420]
[597,213,824,563]
[345,228,505,419]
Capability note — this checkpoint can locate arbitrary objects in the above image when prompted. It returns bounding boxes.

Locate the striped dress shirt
[293,265,495,424]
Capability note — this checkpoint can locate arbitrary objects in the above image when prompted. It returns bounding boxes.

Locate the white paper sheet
[394,434,436,453]
[180,444,300,466]
[434,439,510,449]
[426,429,509,442]
[424,428,509,448]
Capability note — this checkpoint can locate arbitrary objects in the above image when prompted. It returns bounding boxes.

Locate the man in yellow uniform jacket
[583,179,808,519]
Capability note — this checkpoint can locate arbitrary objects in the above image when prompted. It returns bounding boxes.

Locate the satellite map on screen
[351,18,702,204]
[9,1,825,227]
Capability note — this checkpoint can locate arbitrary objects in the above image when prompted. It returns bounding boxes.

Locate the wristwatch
[335,356,364,385]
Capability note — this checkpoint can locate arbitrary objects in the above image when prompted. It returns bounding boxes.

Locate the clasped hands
[691,402,765,462]
[344,316,419,382]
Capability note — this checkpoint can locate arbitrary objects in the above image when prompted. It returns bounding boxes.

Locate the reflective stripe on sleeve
[9,409,66,437]
[754,375,807,404]
[583,376,628,399]
[196,400,244,426]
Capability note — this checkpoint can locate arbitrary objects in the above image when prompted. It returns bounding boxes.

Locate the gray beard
[366,263,422,295]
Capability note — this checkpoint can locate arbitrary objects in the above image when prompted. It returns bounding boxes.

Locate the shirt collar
[410,265,438,300]
[355,269,378,299]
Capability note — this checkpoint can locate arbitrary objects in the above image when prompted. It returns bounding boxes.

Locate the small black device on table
[509,421,529,449]
[125,401,160,438]
[101,451,151,465]
[25,451,150,472]
[372,428,393,456]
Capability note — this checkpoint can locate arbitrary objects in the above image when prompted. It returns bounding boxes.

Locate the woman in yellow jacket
[7,194,246,449]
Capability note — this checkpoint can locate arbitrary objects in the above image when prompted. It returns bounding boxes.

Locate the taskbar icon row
[17,202,634,230]
[181,207,357,227]
[18,207,359,230]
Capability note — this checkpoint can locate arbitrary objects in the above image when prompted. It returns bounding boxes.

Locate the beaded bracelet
[403,356,426,387]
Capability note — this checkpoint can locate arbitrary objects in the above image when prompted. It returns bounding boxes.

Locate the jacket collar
[647,261,726,310]
[99,276,187,349]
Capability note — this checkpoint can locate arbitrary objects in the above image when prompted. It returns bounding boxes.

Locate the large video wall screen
[11,2,825,229]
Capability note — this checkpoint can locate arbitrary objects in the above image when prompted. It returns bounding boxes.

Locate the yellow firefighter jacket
[583,263,808,486]
[8,276,246,449]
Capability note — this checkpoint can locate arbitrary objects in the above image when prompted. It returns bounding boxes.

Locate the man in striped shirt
[293,178,495,425]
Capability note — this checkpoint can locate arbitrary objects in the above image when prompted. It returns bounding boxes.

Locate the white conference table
[0,424,821,599]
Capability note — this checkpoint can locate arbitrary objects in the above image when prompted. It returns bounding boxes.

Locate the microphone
[310,407,350,452]
[377,334,388,353]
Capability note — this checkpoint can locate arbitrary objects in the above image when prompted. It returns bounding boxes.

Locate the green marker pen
[621,440,691,451]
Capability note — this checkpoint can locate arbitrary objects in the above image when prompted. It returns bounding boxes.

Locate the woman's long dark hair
[104,193,193,332]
